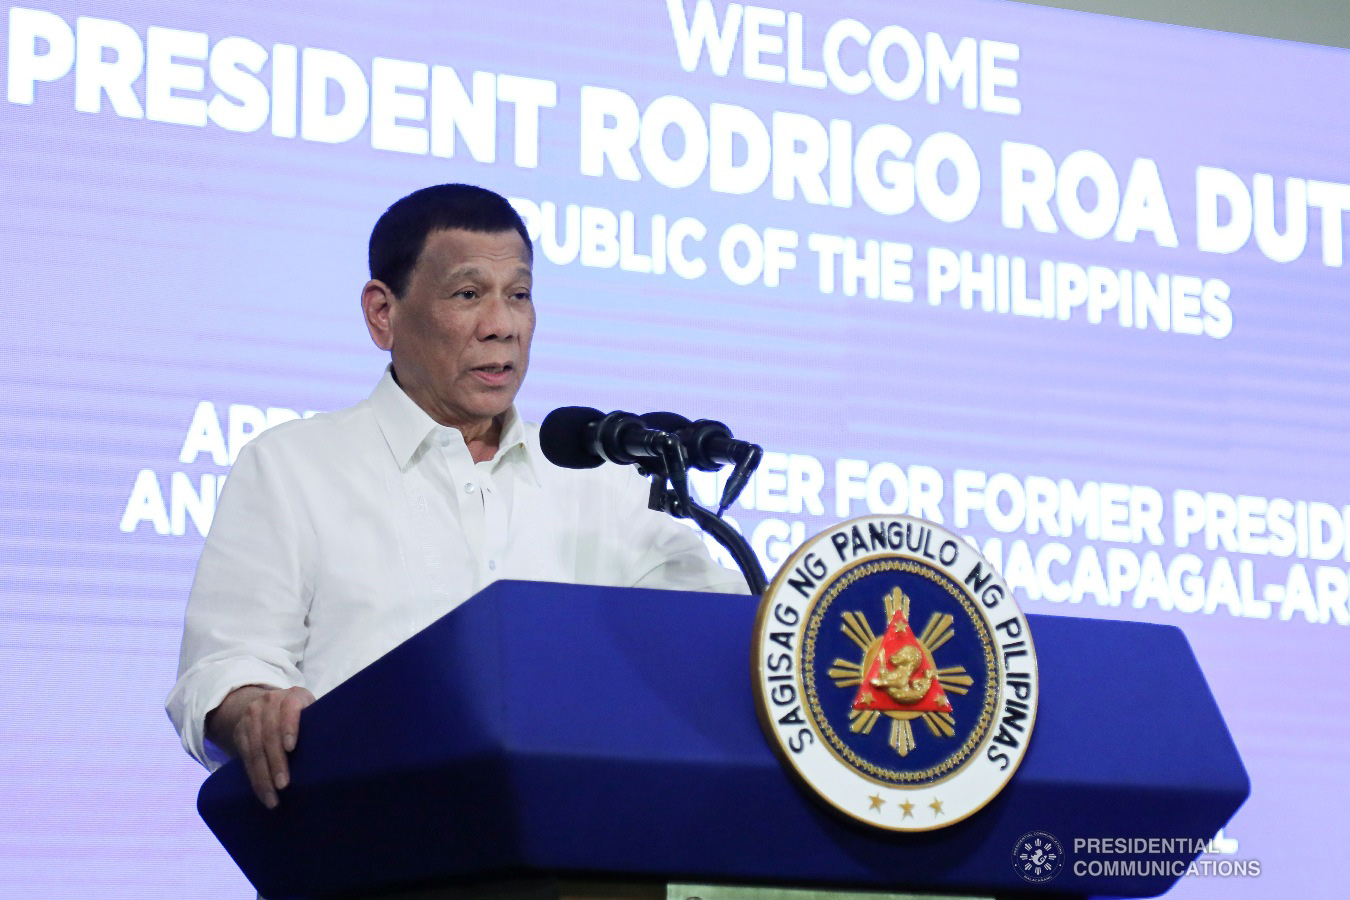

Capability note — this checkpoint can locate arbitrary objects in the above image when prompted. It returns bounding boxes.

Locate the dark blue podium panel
[198,581,1249,899]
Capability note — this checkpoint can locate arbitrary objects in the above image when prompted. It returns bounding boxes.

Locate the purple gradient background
[0,0,1345,896]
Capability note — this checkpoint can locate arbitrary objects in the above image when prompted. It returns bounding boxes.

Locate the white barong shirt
[167,369,744,769]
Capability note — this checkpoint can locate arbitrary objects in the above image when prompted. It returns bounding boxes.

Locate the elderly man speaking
[168,184,743,808]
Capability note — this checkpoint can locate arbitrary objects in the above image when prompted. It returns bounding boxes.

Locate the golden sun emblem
[828,587,974,757]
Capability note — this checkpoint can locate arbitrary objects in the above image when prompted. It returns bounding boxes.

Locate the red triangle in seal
[852,607,951,714]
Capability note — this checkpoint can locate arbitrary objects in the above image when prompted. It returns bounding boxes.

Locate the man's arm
[167,432,315,784]
[206,685,315,808]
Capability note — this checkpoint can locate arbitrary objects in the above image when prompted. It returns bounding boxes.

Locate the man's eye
[455,289,477,300]
[514,291,532,301]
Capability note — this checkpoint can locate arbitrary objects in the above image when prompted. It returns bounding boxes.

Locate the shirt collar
[494,405,541,486]
[369,367,541,484]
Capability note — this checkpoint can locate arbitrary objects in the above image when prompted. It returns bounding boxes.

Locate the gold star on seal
[899,800,915,818]
[868,794,884,811]
[929,798,944,816]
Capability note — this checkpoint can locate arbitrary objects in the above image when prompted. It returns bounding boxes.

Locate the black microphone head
[639,411,693,433]
[540,406,605,469]
[684,418,735,471]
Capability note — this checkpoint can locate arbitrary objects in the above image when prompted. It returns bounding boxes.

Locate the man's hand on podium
[206,685,316,809]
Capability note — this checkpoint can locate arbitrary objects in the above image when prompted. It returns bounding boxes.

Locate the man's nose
[476,292,516,341]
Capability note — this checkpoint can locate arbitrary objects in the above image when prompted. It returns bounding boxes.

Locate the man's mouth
[471,363,515,385]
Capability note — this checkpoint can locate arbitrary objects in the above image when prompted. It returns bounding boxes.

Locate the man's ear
[361,280,397,351]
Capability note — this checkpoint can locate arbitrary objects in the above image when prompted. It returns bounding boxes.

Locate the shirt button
[488,560,497,571]
[464,482,475,493]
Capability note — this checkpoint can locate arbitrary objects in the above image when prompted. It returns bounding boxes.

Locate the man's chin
[464,383,520,418]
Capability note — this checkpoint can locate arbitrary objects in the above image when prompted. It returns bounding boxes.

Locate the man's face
[371,228,535,430]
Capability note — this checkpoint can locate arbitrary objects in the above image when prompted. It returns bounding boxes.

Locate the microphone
[543,405,768,593]
[641,411,763,514]
[540,406,680,469]
[539,406,606,469]
[641,412,759,472]
[638,410,693,445]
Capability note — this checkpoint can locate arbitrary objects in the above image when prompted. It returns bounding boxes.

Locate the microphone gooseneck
[641,412,763,514]
[541,405,768,595]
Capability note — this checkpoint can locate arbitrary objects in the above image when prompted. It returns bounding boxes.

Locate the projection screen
[1,1,1345,896]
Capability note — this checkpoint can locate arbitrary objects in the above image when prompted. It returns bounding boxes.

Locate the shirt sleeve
[609,466,752,595]
[165,433,315,770]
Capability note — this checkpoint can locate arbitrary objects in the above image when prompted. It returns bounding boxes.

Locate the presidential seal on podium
[752,516,1038,832]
